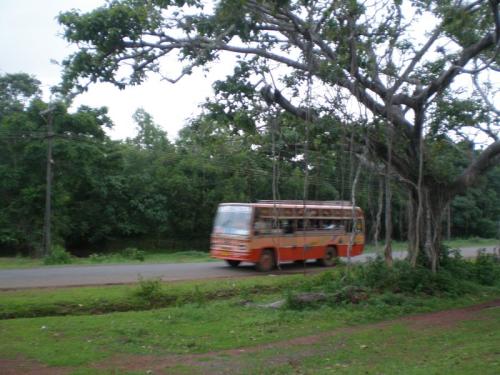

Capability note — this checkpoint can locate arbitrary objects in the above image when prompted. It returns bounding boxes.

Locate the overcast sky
[0,0,234,140]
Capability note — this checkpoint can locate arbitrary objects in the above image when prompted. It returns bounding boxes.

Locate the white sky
[0,0,235,140]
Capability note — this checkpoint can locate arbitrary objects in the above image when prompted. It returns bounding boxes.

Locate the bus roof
[219,201,363,211]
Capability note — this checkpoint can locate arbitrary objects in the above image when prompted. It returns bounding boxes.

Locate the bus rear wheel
[256,250,276,272]
[317,246,337,267]
[226,260,241,267]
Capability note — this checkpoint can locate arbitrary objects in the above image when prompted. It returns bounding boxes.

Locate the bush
[354,256,473,296]
[43,245,72,265]
[280,248,500,310]
[439,247,474,280]
[89,253,108,263]
[474,249,500,286]
[134,277,163,303]
[123,247,146,261]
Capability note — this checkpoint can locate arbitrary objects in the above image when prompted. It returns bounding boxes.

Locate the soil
[1,299,499,374]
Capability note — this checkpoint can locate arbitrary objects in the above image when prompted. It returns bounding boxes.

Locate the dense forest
[1,72,498,256]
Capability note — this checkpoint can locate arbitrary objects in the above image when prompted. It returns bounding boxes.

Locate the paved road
[0,246,497,289]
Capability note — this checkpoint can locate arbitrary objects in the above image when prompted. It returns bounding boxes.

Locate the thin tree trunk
[408,190,418,266]
[348,158,362,271]
[399,196,405,241]
[373,177,383,252]
[384,170,393,267]
[424,190,435,272]
[446,203,451,241]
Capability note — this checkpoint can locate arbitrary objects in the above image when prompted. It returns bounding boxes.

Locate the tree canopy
[41,0,500,268]
[1,71,499,258]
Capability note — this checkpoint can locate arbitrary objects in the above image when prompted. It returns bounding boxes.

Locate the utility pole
[41,106,54,258]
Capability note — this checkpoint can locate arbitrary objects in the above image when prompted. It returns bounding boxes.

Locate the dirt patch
[0,357,71,375]
[402,299,500,330]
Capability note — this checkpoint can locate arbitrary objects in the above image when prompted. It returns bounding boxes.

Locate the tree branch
[450,140,500,195]
[418,33,495,102]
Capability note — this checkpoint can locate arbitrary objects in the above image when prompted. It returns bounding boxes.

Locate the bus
[210,200,365,271]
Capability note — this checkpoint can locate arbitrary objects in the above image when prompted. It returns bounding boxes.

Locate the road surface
[0,246,497,289]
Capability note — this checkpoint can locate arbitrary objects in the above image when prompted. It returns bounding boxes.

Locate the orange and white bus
[210,200,365,271]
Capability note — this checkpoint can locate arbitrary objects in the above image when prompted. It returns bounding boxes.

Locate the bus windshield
[213,205,252,236]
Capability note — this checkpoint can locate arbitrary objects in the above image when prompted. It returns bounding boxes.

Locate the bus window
[213,205,252,236]
[254,217,282,235]
[280,219,294,234]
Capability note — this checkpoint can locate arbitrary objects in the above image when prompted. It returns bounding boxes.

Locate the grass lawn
[363,237,499,254]
[0,268,499,373]
[248,303,500,375]
[0,250,214,269]
[0,273,306,319]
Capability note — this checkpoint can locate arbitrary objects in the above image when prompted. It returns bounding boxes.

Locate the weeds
[43,245,72,265]
[89,248,147,263]
[134,277,164,303]
[193,285,206,307]
[123,247,146,261]
[474,249,500,286]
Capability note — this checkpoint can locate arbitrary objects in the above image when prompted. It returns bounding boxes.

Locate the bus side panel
[336,244,364,257]
[251,235,329,262]
[281,234,331,261]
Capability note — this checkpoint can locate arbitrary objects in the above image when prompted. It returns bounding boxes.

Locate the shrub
[134,277,163,303]
[281,249,500,310]
[89,253,107,263]
[439,247,474,280]
[43,245,72,265]
[473,249,500,286]
[355,256,472,296]
[123,247,146,261]
[193,285,206,307]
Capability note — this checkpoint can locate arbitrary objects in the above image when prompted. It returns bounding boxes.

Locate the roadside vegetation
[0,249,213,269]
[0,238,497,270]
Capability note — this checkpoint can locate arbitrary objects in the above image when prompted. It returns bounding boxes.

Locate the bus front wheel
[256,250,276,272]
[317,246,337,267]
[226,260,241,267]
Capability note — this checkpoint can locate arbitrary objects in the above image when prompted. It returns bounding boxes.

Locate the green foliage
[53,0,500,266]
[88,253,105,263]
[122,247,146,261]
[355,256,481,296]
[192,285,206,307]
[281,253,500,311]
[43,245,72,265]
[1,67,499,259]
[0,73,41,116]
[450,165,500,238]
[474,250,500,286]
